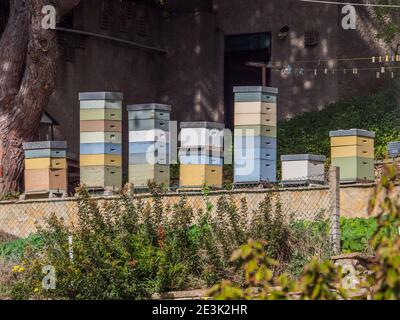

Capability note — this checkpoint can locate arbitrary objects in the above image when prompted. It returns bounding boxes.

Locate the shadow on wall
[160,0,397,121]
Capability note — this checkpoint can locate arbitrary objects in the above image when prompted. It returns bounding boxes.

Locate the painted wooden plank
[331,157,374,181]
[234,136,277,149]
[234,160,277,183]
[234,92,277,103]
[234,125,277,137]
[234,113,276,126]
[129,142,169,154]
[179,165,222,187]
[129,130,170,142]
[24,168,67,192]
[129,153,170,165]
[79,100,122,110]
[24,149,66,159]
[80,109,122,121]
[80,155,122,167]
[235,148,277,161]
[128,110,170,121]
[23,141,67,150]
[282,160,325,182]
[330,136,374,147]
[129,119,169,131]
[129,164,170,186]
[80,166,122,189]
[25,158,67,170]
[234,101,276,114]
[80,143,122,155]
[80,120,122,132]
[80,132,122,144]
[331,145,374,159]
[180,127,224,148]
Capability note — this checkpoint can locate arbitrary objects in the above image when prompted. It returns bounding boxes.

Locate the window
[0,0,9,37]
[304,31,319,48]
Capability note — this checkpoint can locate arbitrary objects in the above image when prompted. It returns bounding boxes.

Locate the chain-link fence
[0,167,341,257]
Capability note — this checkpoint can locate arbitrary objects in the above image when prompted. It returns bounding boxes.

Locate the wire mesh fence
[0,167,341,257]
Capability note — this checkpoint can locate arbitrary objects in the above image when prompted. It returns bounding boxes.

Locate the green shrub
[0,235,43,261]
[278,80,400,161]
[340,217,398,254]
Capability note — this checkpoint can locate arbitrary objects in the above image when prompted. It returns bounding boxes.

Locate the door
[224,33,271,129]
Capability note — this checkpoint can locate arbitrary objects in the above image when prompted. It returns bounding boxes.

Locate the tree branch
[0,0,29,103]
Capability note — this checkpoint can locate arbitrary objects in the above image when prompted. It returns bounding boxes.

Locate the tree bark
[0,0,80,195]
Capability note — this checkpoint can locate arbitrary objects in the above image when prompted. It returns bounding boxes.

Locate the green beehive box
[80,166,122,189]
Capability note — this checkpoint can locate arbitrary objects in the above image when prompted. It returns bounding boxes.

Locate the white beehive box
[281,154,326,184]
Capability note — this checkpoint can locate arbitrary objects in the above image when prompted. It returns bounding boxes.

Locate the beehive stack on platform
[179,122,224,188]
[128,104,171,187]
[79,92,123,191]
[330,129,375,183]
[233,86,278,184]
[23,141,68,196]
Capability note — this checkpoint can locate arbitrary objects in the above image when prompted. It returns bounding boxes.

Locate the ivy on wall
[278,80,400,161]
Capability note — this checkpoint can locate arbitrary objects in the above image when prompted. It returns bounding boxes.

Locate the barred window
[304,31,319,48]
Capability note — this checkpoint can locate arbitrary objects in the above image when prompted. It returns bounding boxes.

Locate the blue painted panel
[235,148,276,161]
[25,149,66,159]
[234,92,277,103]
[129,153,170,165]
[80,143,122,155]
[234,160,276,183]
[234,136,277,149]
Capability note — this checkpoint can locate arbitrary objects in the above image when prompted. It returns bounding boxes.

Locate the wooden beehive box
[233,86,278,184]
[23,141,68,194]
[79,92,123,191]
[330,129,375,183]
[281,154,326,184]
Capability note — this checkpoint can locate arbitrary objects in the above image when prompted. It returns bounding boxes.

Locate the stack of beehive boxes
[23,141,68,195]
[179,122,224,188]
[233,86,278,184]
[79,92,123,191]
[128,104,171,187]
[281,154,326,185]
[330,129,375,183]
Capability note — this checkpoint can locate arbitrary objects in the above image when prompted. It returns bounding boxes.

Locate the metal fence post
[329,166,341,255]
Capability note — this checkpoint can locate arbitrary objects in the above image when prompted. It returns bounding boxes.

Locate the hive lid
[180,122,225,130]
[23,141,67,150]
[233,86,278,95]
[127,104,171,112]
[281,154,326,162]
[329,129,375,138]
[79,92,123,101]
[388,141,400,148]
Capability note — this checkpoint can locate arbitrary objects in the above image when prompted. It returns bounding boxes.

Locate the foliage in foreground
[0,184,329,300]
[210,164,400,300]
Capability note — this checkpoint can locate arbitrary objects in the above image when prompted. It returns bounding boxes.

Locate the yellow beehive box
[179,164,222,187]
[80,154,122,167]
[234,113,276,126]
[331,136,374,148]
[25,158,67,170]
[234,101,276,115]
[331,145,374,158]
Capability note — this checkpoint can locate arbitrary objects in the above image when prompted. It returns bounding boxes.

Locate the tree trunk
[0,0,80,195]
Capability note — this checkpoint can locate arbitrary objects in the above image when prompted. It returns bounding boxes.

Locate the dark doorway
[224,33,271,129]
